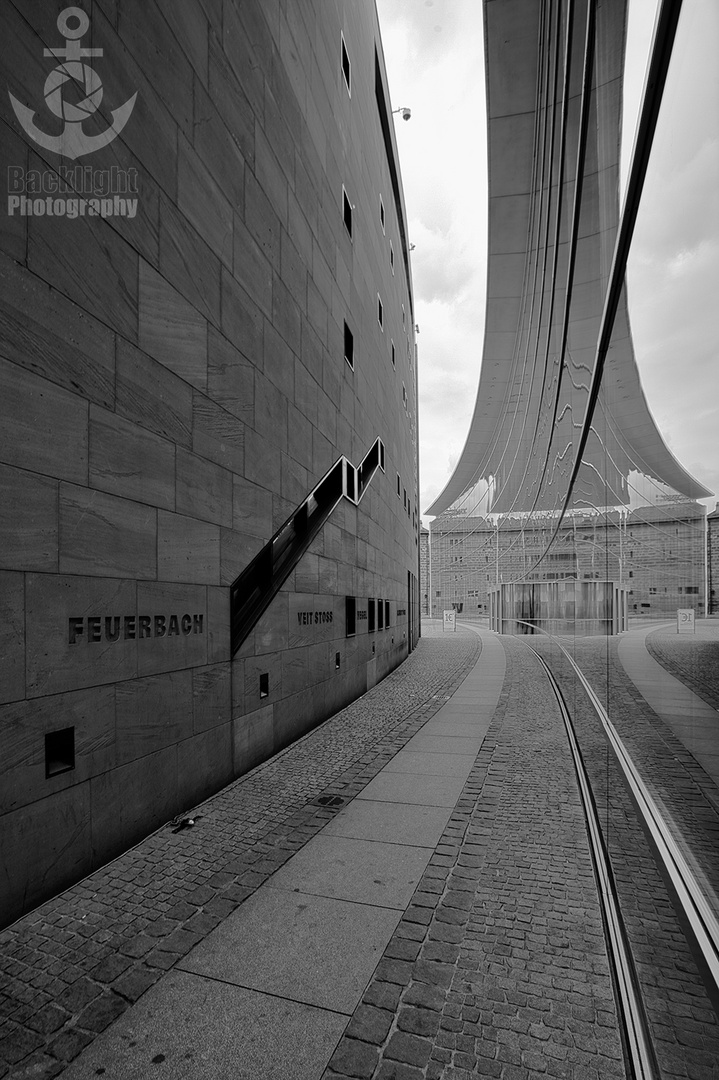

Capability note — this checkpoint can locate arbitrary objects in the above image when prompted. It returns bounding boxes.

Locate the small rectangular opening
[342,187,353,238]
[379,442,385,472]
[341,33,351,95]
[260,672,269,698]
[45,727,75,779]
[344,321,354,369]
[368,598,376,633]
[385,600,390,626]
[379,195,385,233]
[378,600,384,630]
[390,241,394,273]
[346,595,356,637]
[402,383,407,408]
[397,473,401,498]
[335,652,341,670]
[402,304,405,327]
[377,295,383,330]
[391,340,395,368]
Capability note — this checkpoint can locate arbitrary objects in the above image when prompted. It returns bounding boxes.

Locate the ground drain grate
[315,795,346,807]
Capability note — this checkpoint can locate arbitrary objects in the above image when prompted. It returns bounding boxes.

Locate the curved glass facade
[427,0,719,1067]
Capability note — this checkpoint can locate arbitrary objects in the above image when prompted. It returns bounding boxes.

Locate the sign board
[677,609,695,634]
[443,609,456,632]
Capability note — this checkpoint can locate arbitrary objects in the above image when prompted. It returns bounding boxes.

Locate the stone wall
[0,0,419,924]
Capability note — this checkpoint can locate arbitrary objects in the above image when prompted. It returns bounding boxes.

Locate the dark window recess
[397,473,401,497]
[385,600,390,627]
[344,321,354,369]
[335,652,341,670]
[346,595,356,637]
[377,295,383,328]
[260,672,269,698]
[368,598,376,633]
[379,443,385,472]
[45,727,75,778]
[390,242,394,272]
[378,600,384,630]
[341,33,351,94]
[391,341,395,368]
[380,196,385,232]
[343,188,353,237]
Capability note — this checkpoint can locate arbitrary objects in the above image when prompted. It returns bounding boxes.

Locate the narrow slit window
[379,442,385,472]
[346,595,356,637]
[385,600,390,626]
[397,473,401,498]
[259,672,269,698]
[390,240,394,273]
[341,33,351,95]
[368,598,376,633]
[45,727,75,779]
[402,304,405,328]
[379,195,385,233]
[402,383,407,407]
[391,340,395,368]
[378,600,384,630]
[344,321,354,369]
[335,652,341,670]
[342,187,353,237]
[377,295,383,329]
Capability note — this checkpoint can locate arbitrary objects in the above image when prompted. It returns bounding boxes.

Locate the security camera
[401,108,411,121]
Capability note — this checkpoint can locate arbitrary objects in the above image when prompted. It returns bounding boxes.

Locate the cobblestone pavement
[534,637,719,1080]
[0,629,480,1079]
[325,637,627,1080]
[646,625,719,712]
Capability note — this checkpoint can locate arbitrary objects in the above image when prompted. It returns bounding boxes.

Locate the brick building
[430,503,707,620]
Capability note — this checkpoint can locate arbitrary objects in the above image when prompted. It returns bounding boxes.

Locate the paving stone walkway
[0,628,480,1079]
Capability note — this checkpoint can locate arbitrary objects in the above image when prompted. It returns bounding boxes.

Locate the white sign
[677,609,695,634]
[443,609,456,632]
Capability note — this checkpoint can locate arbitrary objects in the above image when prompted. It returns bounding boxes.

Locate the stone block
[90,746,179,865]
[207,326,254,425]
[244,167,280,270]
[178,133,233,269]
[89,405,175,509]
[272,274,302,351]
[118,0,193,135]
[280,226,307,313]
[296,551,319,592]
[0,464,57,572]
[177,723,233,809]
[281,452,309,505]
[232,211,272,318]
[27,204,138,342]
[159,194,222,328]
[220,267,264,364]
[138,260,208,391]
[0,782,92,923]
[25,573,138,697]
[116,339,193,447]
[243,427,282,493]
[0,252,115,409]
[208,31,255,171]
[176,447,233,527]
[116,670,193,765]
[135,581,208,677]
[193,79,245,206]
[192,390,245,473]
[0,684,116,814]
[59,485,157,579]
[0,357,88,483]
[281,646,309,695]
[157,510,220,584]
[157,0,209,81]
[255,592,289,653]
[232,475,273,538]
[192,662,231,732]
[207,585,230,662]
[0,571,24,705]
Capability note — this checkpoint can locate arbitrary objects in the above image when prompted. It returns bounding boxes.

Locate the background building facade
[0,0,420,924]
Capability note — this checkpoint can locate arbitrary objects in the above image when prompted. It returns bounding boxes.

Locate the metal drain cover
[315,795,345,807]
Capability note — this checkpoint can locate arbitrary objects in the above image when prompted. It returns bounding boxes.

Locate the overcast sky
[375,0,719,522]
